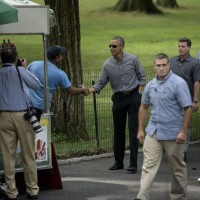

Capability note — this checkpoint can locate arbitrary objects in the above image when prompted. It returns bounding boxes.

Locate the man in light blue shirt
[135,53,192,200]
[28,45,89,120]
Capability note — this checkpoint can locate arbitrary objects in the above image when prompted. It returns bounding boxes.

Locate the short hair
[47,45,67,60]
[179,37,192,47]
[0,48,18,64]
[112,36,125,46]
[153,53,169,64]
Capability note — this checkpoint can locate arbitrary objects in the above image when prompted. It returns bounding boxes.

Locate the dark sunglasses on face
[109,44,118,48]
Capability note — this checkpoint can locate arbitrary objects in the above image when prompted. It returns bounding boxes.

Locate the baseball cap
[47,45,67,59]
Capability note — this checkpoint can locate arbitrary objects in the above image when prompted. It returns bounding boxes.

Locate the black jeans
[111,90,141,168]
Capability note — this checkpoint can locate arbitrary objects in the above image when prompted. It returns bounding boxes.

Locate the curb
[58,141,200,165]
[58,148,143,165]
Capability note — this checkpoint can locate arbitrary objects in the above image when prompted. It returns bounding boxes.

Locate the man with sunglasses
[89,36,146,173]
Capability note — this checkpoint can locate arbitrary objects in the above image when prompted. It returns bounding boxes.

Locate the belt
[0,109,28,112]
[114,88,138,96]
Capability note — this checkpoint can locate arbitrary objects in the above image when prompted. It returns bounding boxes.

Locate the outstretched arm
[66,86,90,96]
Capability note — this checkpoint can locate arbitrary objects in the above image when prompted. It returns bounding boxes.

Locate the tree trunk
[115,0,162,14]
[156,0,179,8]
[44,0,88,140]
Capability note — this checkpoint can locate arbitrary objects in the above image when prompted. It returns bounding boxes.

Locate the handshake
[79,84,96,96]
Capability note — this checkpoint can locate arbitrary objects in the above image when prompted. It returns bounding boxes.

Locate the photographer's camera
[16,58,24,67]
[24,109,43,133]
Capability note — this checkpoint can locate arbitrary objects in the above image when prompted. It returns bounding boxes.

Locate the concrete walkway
[6,143,200,199]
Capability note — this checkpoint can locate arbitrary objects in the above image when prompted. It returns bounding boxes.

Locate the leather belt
[0,109,28,112]
[115,88,138,96]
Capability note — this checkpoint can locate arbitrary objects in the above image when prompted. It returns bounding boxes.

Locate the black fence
[53,68,200,158]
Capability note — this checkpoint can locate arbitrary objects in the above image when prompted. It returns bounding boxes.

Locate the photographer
[0,47,40,200]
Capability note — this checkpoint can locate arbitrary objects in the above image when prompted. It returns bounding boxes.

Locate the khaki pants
[0,112,39,198]
[137,134,187,200]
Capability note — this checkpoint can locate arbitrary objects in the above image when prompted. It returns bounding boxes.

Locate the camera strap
[16,67,30,111]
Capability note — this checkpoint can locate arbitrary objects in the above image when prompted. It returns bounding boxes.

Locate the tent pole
[43,34,49,114]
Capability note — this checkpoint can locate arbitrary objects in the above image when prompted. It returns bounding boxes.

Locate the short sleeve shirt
[28,61,71,110]
[142,71,192,140]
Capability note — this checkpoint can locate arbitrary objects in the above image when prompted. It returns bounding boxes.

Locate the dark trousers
[112,91,141,168]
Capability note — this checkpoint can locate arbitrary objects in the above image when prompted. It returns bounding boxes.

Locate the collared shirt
[170,54,200,96]
[142,71,192,140]
[0,64,41,111]
[92,52,146,93]
[28,61,72,110]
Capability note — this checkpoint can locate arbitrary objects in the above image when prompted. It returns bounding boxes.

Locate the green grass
[1,0,200,157]
[79,0,200,69]
[1,0,200,68]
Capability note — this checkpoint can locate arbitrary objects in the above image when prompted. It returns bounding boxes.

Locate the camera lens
[30,115,43,133]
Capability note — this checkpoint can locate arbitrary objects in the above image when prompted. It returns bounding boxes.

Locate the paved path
[5,143,200,199]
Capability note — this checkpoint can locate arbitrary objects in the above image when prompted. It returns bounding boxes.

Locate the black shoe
[4,196,17,200]
[127,166,137,173]
[183,152,187,161]
[109,163,124,170]
[0,185,6,197]
[27,194,38,199]
[135,199,142,200]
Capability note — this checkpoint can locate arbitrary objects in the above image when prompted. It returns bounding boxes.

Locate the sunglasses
[109,44,118,48]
